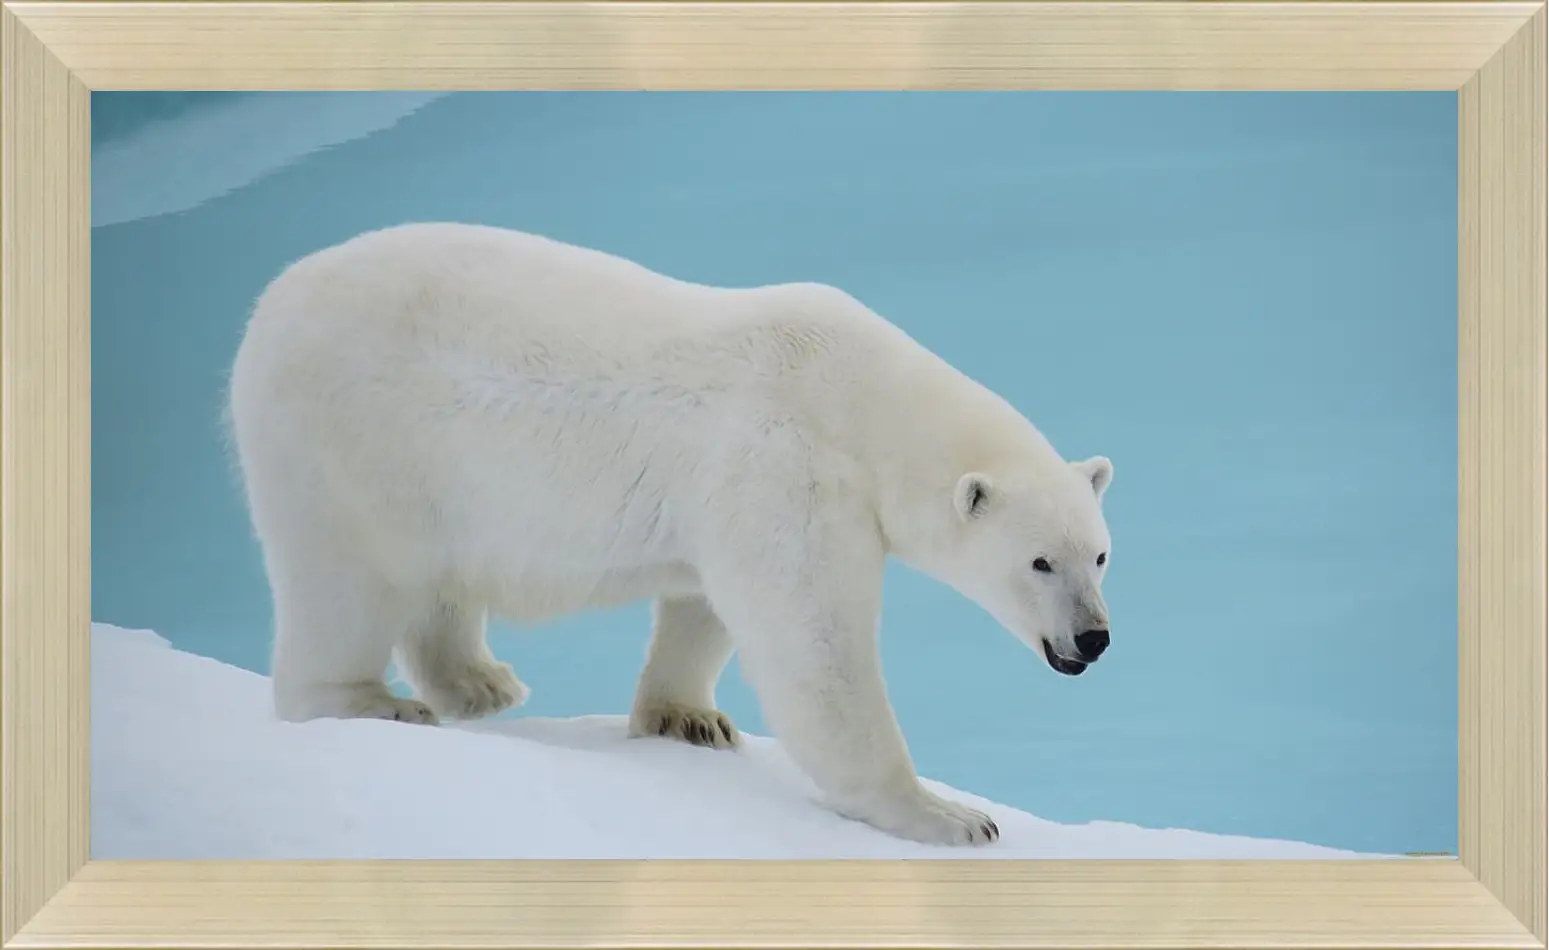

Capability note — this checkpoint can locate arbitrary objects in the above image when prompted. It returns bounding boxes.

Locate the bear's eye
[1032,557,1053,573]
[1096,552,1107,566]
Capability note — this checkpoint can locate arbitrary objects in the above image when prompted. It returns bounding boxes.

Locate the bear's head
[941,455,1114,677]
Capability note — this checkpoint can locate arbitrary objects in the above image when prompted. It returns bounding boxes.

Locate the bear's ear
[954,473,996,522]
[1073,456,1113,501]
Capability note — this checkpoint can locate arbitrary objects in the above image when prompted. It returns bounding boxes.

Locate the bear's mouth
[1041,639,1089,677]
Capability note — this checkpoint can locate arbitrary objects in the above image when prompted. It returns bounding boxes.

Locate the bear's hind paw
[276,681,441,726]
[362,696,441,726]
[420,660,529,721]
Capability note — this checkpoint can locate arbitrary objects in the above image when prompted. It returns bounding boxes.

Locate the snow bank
[90,622,1378,860]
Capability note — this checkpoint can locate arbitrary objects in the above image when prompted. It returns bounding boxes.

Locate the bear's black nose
[1074,628,1110,661]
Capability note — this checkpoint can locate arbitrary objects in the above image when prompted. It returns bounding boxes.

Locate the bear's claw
[848,789,1002,846]
[630,703,741,749]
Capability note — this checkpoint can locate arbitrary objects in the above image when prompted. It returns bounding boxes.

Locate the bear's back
[242,223,919,425]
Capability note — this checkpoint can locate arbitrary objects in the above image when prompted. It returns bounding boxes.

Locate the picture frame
[2,2,1544,948]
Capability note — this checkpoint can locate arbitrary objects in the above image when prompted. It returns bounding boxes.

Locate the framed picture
[3,2,1544,949]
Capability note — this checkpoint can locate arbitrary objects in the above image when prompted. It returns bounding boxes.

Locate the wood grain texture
[0,1,1544,949]
[0,4,91,945]
[1458,7,1549,944]
[5,1,1543,90]
[8,860,1544,949]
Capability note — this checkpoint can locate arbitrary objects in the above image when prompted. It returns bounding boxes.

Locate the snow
[90,621,1382,860]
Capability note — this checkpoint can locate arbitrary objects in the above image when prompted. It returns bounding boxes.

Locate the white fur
[227,222,1115,847]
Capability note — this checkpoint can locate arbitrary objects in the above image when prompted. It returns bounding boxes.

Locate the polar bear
[226,222,1115,847]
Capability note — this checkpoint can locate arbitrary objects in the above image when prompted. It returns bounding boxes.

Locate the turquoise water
[91,92,1458,856]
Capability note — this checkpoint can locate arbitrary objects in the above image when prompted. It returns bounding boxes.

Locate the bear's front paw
[852,789,1001,847]
[629,703,741,749]
[421,660,529,721]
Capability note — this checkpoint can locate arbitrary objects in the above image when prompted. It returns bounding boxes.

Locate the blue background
[91,91,1458,855]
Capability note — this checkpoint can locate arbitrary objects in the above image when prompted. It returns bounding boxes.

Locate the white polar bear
[226,222,1116,847]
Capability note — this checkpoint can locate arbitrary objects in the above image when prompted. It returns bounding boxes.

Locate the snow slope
[90,622,1380,860]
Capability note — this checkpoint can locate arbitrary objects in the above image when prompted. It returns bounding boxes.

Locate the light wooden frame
[2,1,1544,948]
